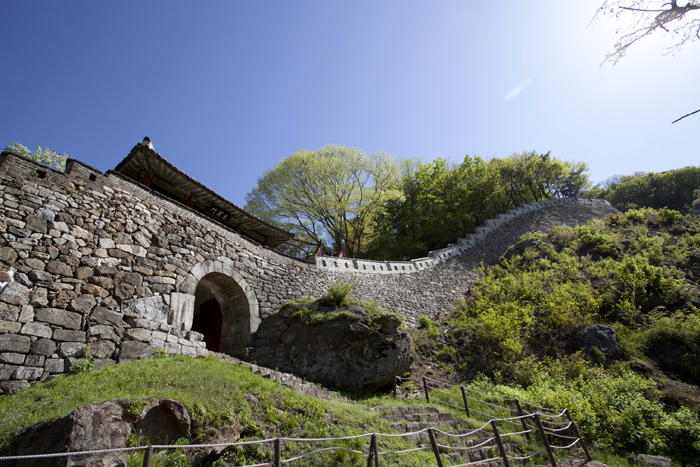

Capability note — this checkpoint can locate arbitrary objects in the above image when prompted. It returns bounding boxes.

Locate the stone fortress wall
[0,151,619,392]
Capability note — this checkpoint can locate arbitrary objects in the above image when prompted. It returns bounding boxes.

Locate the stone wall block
[0,320,22,334]
[114,283,135,301]
[169,292,194,331]
[70,294,97,314]
[75,266,94,280]
[0,334,31,353]
[70,225,90,240]
[29,288,49,308]
[87,340,116,359]
[24,214,48,234]
[0,247,18,264]
[125,328,152,342]
[44,358,64,373]
[29,338,56,356]
[98,238,116,249]
[81,283,109,298]
[0,364,17,381]
[0,282,29,306]
[52,329,87,342]
[25,355,45,367]
[96,265,117,276]
[20,322,52,339]
[122,296,168,324]
[0,353,26,365]
[178,274,197,295]
[12,366,43,381]
[117,244,147,257]
[28,270,54,282]
[122,272,142,286]
[21,258,45,271]
[18,304,34,323]
[58,342,86,358]
[90,306,123,326]
[89,324,121,342]
[89,276,114,290]
[49,221,70,233]
[46,260,73,277]
[35,308,82,330]
[119,341,155,361]
[0,302,20,321]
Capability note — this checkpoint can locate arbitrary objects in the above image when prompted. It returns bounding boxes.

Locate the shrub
[320,282,354,307]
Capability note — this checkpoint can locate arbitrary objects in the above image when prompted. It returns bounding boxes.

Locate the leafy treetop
[3,142,68,171]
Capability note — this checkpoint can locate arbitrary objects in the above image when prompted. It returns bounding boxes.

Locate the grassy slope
[410,208,700,465]
[0,354,445,467]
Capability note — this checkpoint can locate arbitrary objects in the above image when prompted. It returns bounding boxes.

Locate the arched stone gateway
[172,259,261,354]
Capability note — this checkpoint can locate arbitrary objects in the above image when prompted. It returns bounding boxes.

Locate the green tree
[602,166,700,212]
[244,145,400,258]
[3,142,68,171]
[366,151,590,261]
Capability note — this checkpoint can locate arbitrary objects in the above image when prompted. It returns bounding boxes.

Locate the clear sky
[2,1,698,207]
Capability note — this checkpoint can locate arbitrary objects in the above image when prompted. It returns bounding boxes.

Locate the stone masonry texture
[0,150,619,391]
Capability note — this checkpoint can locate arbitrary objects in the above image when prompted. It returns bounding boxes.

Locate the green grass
[0,355,442,467]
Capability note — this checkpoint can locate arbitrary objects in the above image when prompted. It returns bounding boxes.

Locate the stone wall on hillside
[0,151,619,391]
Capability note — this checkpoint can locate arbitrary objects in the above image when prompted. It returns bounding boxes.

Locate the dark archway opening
[191,299,222,352]
[192,272,251,355]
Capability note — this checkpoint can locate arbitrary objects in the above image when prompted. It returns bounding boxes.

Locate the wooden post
[366,434,379,467]
[393,376,398,400]
[422,377,430,403]
[513,400,532,441]
[490,420,511,467]
[533,414,557,467]
[274,438,281,467]
[427,428,444,467]
[460,386,470,418]
[141,446,153,467]
[564,409,592,461]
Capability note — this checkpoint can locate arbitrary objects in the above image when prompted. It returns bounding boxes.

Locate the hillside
[410,207,700,464]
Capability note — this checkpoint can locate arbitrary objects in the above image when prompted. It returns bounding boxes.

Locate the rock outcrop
[243,304,415,390]
[0,399,191,467]
[1,400,131,467]
[573,324,622,362]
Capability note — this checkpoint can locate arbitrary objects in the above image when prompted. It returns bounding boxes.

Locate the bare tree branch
[671,107,700,123]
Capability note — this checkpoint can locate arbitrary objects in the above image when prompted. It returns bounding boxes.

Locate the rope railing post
[533,413,557,467]
[393,376,398,400]
[367,434,379,467]
[274,438,281,467]
[513,399,532,441]
[422,377,430,403]
[460,386,470,418]
[427,428,444,467]
[142,446,153,467]
[564,409,592,461]
[490,420,511,467]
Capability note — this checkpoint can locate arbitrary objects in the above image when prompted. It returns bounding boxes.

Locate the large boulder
[1,401,131,467]
[252,305,415,390]
[134,399,190,444]
[0,399,191,467]
[573,324,622,362]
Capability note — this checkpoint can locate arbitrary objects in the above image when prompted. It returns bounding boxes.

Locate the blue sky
[2,1,698,207]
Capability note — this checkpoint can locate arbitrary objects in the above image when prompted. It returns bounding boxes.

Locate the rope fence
[392,375,593,466]
[0,377,592,467]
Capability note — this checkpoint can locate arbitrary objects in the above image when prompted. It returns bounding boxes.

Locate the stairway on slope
[373,406,520,465]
